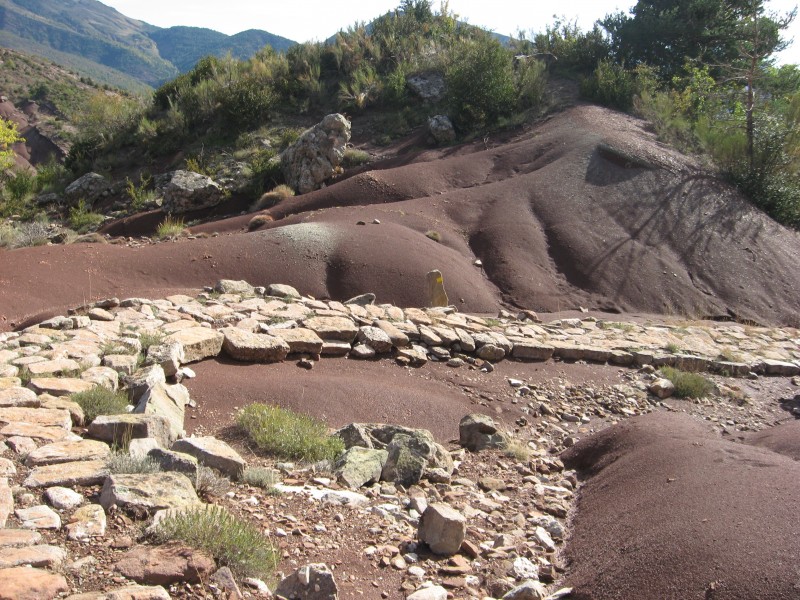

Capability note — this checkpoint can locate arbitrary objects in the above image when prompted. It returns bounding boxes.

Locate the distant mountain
[0,0,296,90]
[149,26,295,73]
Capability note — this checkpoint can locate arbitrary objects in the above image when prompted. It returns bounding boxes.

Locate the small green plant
[664,342,681,354]
[17,366,32,386]
[718,348,744,363]
[138,331,165,353]
[125,174,156,211]
[659,366,714,399]
[237,404,345,462]
[68,200,104,233]
[71,387,129,424]
[151,505,278,579]
[108,451,162,474]
[425,230,442,243]
[156,215,185,239]
[241,467,280,494]
[185,154,212,176]
[342,148,371,168]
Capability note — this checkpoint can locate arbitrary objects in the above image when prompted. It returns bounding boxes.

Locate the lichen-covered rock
[428,115,456,145]
[334,447,388,489]
[160,170,223,214]
[281,114,351,194]
[459,413,508,452]
[64,172,110,207]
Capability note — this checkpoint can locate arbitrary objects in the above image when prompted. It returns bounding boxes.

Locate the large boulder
[428,115,456,145]
[418,503,466,556]
[281,114,351,194]
[333,447,388,489]
[407,72,446,101]
[459,414,508,452]
[64,172,110,207]
[335,423,453,486]
[160,170,223,214]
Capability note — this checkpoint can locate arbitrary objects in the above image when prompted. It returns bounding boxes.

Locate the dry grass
[250,184,295,212]
[248,213,274,231]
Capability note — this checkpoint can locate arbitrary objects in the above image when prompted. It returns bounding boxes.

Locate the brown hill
[561,412,800,600]
[1,105,799,330]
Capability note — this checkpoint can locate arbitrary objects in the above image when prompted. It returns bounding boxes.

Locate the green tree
[0,119,22,174]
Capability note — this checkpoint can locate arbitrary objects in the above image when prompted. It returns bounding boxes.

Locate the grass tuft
[242,467,280,493]
[237,404,345,462]
[659,366,714,399]
[71,387,129,424]
[156,215,185,240]
[503,438,532,462]
[151,505,277,579]
[194,466,231,498]
[425,230,442,243]
[342,148,370,167]
[250,184,294,212]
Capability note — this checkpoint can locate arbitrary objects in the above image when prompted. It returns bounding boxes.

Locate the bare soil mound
[2,105,799,331]
[561,412,800,599]
[744,418,800,461]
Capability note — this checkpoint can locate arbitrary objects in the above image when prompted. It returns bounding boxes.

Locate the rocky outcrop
[281,114,351,194]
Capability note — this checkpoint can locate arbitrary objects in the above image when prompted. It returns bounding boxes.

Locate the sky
[101,0,800,65]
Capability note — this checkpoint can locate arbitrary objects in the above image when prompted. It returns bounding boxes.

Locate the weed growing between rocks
[659,366,714,399]
[504,438,533,462]
[195,466,231,498]
[71,387,129,424]
[241,467,280,493]
[151,505,278,579]
[237,403,345,462]
[107,451,162,474]
[68,200,104,233]
[137,330,165,353]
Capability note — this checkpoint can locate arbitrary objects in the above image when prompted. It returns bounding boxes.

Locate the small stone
[45,486,84,510]
[275,563,338,600]
[115,543,216,585]
[511,556,539,580]
[407,585,448,600]
[649,378,675,399]
[502,580,548,600]
[66,504,107,541]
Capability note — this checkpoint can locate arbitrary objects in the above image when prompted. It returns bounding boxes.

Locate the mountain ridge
[0,0,296,89]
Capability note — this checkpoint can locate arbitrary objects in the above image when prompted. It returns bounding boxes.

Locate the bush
[237,404,345,462]
[659,366,714,399]
[194,466,231,498]
[69,200,104,233]
[71,387,129,424]
[151,505,277,579]
[241,467,279,492]
[580,60,638,111]
[446,36,517,130]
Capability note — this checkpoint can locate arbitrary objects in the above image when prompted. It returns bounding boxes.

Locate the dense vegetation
[2,0,799,229]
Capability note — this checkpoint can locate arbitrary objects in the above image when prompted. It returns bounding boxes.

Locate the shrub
[156,215,185,239]
[151,505,277,579]
[342,148,371,168]
[504,438,532,461]
[108,451,162,474]
[237,404,345,462]
[71,387,129,424]
[195,466,231,498]
[659,366,714,399]
[241,467,279,492]
[125,174,156,212]
[250,184,295,212]
[9,221,50,248]
[516,57,548,111]
[68,200,104,233]
[446,36,517,131]
[138,330,165,352]
[580,59,638,111]
[248,214,274,231]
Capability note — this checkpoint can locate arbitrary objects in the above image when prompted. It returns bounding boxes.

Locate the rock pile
[0,279,797,598]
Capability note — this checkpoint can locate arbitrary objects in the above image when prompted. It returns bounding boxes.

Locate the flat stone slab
[302,316,359,342]
[221,327,290,363]
[0,544,66,569]
[0,529,42,548]
[171,437,246,478]
[26,439,111,467]
[25,460,110,488]
[27,358,81,377]
[166,328,223,363]
[0,422,82,443]
[0,458,15,476]
[15,504,61,529]
[39,395,85,426]
[28,377,94,396]
[65,585,171,600]
[45,486,84,510]
[0,407,72,430]
[0,387,39,408]
[0,566,69,600]
[271,328,324,354]
[100,472,201,514]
